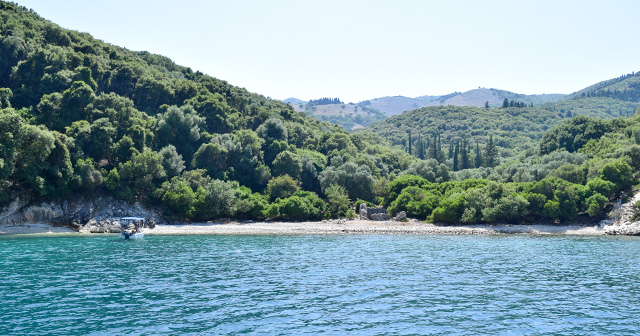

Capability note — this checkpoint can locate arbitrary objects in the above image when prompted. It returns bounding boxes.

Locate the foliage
[324,184,351,219]
[1,2,638,224]
[266,191,325,221]
[266,174,300,201]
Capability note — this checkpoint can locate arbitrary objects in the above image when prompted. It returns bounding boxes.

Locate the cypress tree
[407,130,412,155]
[484,135,498,168]
[430,134,437,160]
[502,98,509,108]
[418,134,425,160]
[475,141,482,168]
[453,141,459,171]
[460,139,470,170]
[448,142,454,159]
[436,135,445,163]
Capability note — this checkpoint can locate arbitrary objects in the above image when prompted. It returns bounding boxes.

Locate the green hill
[285,89,566,131]
[3,1,640,227]
[0,1,414,221]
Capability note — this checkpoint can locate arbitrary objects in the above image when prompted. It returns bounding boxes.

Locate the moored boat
[118,217,146,240]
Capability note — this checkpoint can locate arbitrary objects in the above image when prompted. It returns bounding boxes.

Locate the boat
[119,217,146,240]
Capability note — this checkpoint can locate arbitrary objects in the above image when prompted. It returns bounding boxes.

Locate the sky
[15,0,640,103]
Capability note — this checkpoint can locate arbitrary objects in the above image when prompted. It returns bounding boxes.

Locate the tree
[257,116,288,143]
[156,105,204,163]
[191,142,229,179]
[502,98,509,108]
[14,124,56,191]
[388,186,439,219]
[266,174,300,201]
[0,88,12,108]
[474,141,483,168]
[195,179,240,219]
[271,150,302,180]
[483,136,498,168]
[60,81,95,128]
[159,145,185,178]
[318,161,375,201]
[599,160,634,192]
[325,184,351,219]
[70,158,103,192]
[453,142,459,171]
[460,139,470,170]
[106,150,166,202]
[404,159,450,183]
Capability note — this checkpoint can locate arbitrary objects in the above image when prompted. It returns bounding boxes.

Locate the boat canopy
[120,217,146,228]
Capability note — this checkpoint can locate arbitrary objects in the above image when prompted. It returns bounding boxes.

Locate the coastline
[0,223,76,235]
[144,220,604,236]
[1,219,605,236]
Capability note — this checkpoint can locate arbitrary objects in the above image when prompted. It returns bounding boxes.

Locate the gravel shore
[0,224,75,235]
[0,219,605,236]
[144,219,604,236]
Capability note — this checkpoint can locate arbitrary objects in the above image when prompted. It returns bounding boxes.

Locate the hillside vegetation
[2,1,640,226]
[288,89,566,131]
[0,1,415,221]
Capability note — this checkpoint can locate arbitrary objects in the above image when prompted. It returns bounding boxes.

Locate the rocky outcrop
[0,194,164,233]
[604,192,640,235]
[393,211,407,221]
[358,203,391,221]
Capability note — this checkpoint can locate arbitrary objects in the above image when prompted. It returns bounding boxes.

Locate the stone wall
[359,203,390,221]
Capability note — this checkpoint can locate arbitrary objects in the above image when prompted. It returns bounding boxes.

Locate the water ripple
[0,234,639,335]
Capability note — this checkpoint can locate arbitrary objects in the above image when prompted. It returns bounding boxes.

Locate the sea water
[1,234,639,335]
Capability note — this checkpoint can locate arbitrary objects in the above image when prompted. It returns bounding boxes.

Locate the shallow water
[1,234,639,335]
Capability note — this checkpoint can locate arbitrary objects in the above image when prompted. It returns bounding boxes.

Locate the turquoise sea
[1,234,639,335]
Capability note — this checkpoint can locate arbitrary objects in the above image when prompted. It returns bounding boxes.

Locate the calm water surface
[1,234,639,335]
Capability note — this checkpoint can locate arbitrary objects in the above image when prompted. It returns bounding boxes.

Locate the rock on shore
[0,194,163,233]
[604,191,640,235]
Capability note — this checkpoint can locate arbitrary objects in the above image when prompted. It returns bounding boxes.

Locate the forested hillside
[0,1,415,220]
[2,1,640,226]
[367,92,638,161]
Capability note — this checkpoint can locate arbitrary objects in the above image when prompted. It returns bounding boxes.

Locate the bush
[268,191,325,221]
[266,174,300,201]
[585,193,608,217]
[325,184,351,219]
[385,174,431,206]
[388,186,439,219]
[431,194,465,224]
[599,160,634,192]
[155,177,197,219]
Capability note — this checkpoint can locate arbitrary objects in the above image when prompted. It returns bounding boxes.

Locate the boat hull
[119,232,144,240]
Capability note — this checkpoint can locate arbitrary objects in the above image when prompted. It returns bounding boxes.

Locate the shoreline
[1,220,605,236]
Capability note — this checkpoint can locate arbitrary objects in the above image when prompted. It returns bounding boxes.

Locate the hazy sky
[16,0,640,103]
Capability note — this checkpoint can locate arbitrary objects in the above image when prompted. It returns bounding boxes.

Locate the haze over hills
[284,88,567,130]
[284,73,640,132]
[365,70,640,160]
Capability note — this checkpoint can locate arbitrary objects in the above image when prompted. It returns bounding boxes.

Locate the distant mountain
[283,89,567,129]
[282,97,306,105]
[360,96,429,117]
[282,72,640,134]
[365,71,640,159]
[288,101,385,131]
[357,89,566,117]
